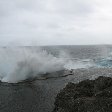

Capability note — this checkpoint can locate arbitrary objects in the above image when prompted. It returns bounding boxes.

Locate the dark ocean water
[1,45,112,112]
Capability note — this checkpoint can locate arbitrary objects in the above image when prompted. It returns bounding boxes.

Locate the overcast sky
[0,0,112,46]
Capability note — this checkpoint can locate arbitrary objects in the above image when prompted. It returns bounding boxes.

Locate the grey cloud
[54,0,93,15]
[0,0,112,46]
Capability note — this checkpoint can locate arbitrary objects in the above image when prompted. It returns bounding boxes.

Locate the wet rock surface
[53,76,112,112]
[1,68,112,112]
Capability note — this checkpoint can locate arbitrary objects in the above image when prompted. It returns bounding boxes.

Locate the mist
[0,47,67,83]
[0,46,97,83]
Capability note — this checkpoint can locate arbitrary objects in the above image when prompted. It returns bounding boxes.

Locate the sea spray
[0,47,96,83]
[0,47,65,83]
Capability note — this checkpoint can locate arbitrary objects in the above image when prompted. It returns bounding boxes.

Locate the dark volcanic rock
[53,76,112,112]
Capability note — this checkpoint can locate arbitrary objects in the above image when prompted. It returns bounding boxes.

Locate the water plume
[0,47,65,83]
[0,47,96,83]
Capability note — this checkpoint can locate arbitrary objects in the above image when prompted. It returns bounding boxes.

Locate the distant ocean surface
[43,45,112,68]
[0,45,112,112]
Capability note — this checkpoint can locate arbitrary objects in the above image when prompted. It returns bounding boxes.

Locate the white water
[0,47,94,83]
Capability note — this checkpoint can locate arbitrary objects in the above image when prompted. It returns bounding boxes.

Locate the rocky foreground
[53,76,112,112]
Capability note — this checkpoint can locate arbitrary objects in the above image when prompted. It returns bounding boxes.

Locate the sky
[0,0,112,46]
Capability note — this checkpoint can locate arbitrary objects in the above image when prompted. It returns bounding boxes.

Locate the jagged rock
[53,76,112,112]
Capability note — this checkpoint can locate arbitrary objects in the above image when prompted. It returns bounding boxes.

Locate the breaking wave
[0,47,106,83]
[0,47,66,83]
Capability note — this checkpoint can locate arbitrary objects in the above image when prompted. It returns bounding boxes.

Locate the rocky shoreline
[53,76,112,112]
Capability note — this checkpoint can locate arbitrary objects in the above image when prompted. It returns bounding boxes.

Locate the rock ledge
[53,76,112,112]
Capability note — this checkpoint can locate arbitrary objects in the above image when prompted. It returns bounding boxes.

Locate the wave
[0,47,98,83]
[0,47,66,83]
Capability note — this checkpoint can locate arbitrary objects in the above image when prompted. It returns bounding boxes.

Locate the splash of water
[0,47,66,83]
[0,47,95,83]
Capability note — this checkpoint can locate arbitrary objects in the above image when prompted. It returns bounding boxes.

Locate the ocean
[0,45,112,112]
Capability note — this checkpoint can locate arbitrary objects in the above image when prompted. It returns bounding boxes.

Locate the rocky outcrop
[53,76,112,112]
